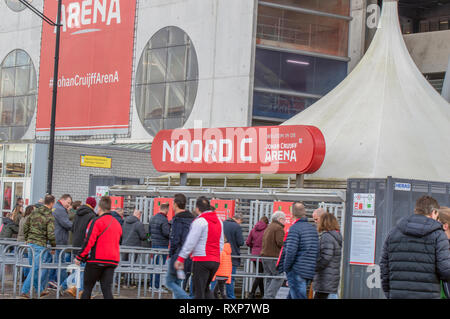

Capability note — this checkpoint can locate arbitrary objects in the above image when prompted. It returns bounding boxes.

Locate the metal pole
[46,0,63,195]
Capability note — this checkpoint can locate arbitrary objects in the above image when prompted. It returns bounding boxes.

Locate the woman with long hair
[17,205,35,242]
[313,213,342,299]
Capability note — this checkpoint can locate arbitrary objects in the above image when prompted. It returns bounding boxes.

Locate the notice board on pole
[210,199,235,222]
[152,198,174,221]
[349,217,377,266]
[353,193,375,217]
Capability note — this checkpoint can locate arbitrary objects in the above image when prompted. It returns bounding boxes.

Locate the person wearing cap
[63,197,97,297]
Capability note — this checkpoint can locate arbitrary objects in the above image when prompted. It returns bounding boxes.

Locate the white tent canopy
[283,0,450,183]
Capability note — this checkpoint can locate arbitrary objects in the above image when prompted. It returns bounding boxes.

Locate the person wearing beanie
[63,197,97,298]
[85,197,97,210]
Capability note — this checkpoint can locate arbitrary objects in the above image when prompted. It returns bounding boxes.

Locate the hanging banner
[36,0,136,137]
[210,199,235,222]
[110,196,124,210]
[151,125,326,174]
[152,198,175,221]
[273,201,295,232]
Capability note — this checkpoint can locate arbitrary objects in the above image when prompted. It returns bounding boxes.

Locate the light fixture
[287,59,310,66]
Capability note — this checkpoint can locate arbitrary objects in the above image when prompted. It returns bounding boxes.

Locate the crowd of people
[0,192,449,300]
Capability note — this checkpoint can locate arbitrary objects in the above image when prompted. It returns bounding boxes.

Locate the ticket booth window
[5,144,27,177]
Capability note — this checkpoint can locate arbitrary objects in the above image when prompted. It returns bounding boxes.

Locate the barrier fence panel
[342,177,450,299]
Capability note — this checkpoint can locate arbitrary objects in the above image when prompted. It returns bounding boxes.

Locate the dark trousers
[213,279,228,299]
[314,292,329,299]
[81,263,116,299]
[250,260,265,296]
[192,261,219,299]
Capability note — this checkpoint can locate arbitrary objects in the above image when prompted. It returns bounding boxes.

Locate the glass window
[0,145,3,174]
[5,144,27,177]
[0,50,37,141]
[254,48,348,96]
[135,26,199,137]
[260,0,350,16]
[5,0,33,12]
[253,91,318,120]
[257,5,349,57]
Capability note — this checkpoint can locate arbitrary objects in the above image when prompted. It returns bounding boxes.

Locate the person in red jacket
[75,196,122,299]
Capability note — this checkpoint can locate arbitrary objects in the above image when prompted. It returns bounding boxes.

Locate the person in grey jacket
[122,210,147,247]
[49,194,72,287]
[380,196,450,299]
[313,213,342,299]
[52,194,73,245]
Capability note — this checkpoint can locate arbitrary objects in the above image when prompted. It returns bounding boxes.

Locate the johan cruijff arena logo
[151,124,326,174]
[36,0,136,137]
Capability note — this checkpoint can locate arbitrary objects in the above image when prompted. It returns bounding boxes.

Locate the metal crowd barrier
[1,243,293,299]
[115,246,170,299]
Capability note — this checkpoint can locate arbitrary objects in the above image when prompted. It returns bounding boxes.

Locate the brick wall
[51,143,160,202]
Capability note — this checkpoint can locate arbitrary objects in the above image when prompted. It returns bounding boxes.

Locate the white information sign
[96,186,109,198]
[353,193,376,216]
[350,217,377,266]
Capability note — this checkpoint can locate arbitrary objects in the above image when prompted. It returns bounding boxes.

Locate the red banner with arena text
[151,125,326,174]
[36,0,136,137]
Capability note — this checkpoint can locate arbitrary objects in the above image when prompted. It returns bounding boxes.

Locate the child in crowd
[212,238,232,299]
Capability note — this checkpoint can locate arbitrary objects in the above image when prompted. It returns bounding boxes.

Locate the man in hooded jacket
[380,196,450,299]
[63,197,97,297]
[165,194,195,299]
[122,210,147,247]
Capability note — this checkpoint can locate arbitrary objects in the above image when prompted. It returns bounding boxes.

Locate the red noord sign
[151,125,326,174]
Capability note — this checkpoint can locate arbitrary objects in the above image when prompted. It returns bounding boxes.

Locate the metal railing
[2,242,334,299]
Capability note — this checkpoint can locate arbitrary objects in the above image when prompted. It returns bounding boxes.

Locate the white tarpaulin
[283,0,450,183]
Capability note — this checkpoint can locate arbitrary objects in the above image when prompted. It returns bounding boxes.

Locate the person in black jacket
[122,210,147,247]
[438,207,450,298]
[149,203,171,289]
[221,213,244,299]
[63,197,97,297]
[313,213,342,299]
[165,194,195,299]
[0,212,19,238]
[75,196,122,299]
[380,196,450,299]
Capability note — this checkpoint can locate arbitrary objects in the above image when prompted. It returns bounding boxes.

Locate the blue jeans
[286,271,308,299]
[165,272,190,299]
[225,266,237,299]
[211,266,236,299]
[21,244,52,295]
[151,245,168,289]
[210,266,236,299]
[49,250,70,284]
[62,262,85,291]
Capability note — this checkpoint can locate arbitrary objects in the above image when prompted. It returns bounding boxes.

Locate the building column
[348,0,368,72]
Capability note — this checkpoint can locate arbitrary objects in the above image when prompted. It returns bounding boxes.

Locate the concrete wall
[0,0,43,141]
[404,30,450,74]
[131,0,257,140]
[47,143,160,202]
[348,0,367,72]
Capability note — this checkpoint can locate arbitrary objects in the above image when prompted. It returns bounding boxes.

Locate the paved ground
[0,270,174,299]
